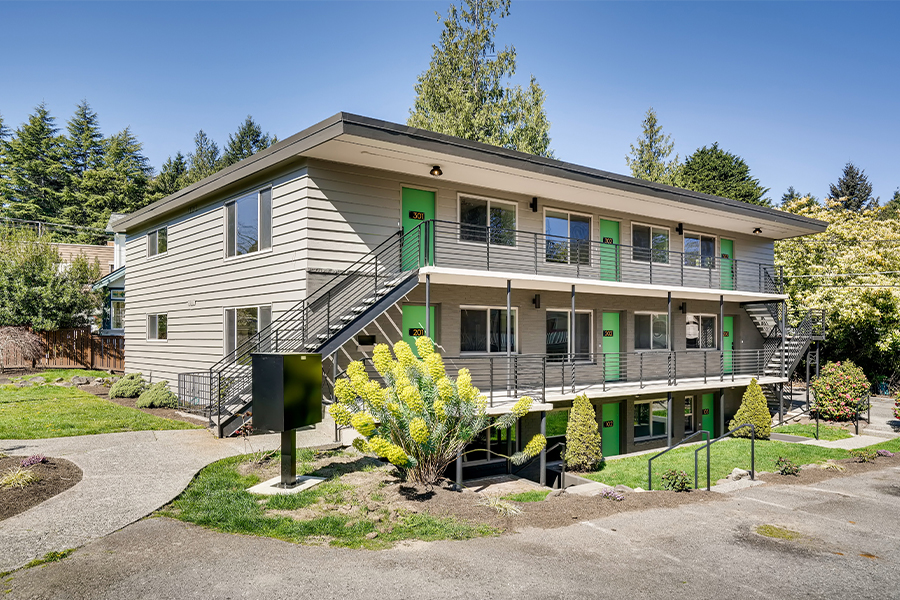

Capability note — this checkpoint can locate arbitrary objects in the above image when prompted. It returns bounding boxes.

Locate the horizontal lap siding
[124,166,311,386]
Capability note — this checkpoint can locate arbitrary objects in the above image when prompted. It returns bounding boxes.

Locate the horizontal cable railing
[430,220,783,294]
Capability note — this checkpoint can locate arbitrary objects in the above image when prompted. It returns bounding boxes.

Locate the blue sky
[2,1,898,203]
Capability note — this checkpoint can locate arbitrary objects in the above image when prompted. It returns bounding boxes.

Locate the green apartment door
[401,188,435,270]
[601,402,620,457]
[701,393,715,435]
[720,239,735,290]
[599,219,620,281]
[402,305,436,356]
[723,316,734,374]
[602,312,621,381]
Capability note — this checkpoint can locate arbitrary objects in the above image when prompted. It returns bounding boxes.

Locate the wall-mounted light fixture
[430,165,443,177]
[675,223,684,236]
[530,197,538,212]
[753,227,762,235]
[679,302,687,314]
[532,294,541,309]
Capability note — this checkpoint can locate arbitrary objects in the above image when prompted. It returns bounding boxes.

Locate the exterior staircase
[180,223,428,437]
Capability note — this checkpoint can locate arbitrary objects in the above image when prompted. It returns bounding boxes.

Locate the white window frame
[459,305,519,354]
[684,396,696,434]
[686,313,718,351]
[543,207,593,265]
[110,292,125,331]
[224,186,273,261]
[147,313,168,342]
[634,311,669,351]
[630,222,670,264]
[545,308,593,360]
[634,398,669,441]
[223,305,273,358]
[457,193,518,247]
[683,230,717,269]
[147,226,167,258]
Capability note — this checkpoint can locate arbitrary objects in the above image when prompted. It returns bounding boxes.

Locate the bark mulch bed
[86,385,208,427]
[758,452,900,487]
[0,455,82,521]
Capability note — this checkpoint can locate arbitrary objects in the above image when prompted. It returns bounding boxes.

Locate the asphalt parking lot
[4,465,899,600]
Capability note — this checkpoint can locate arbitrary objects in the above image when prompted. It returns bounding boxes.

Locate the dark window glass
[460,197,488,243]
[157,228,167,254]
[546,310,569,356]
[460,309,487,352]
[236,194,259,255]
[489,308,515,352]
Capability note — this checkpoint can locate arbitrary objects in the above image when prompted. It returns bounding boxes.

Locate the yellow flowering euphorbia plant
[329,337,546,485]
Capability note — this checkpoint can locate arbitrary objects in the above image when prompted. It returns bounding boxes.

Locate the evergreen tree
[0,113,10,204]
[728,379,771,439]
[880,189,900,220]
[148,152,189,200]
[220,116,276,168]
[625,107,680,185]
[408,0,554,157]
[186,130,220,183]
[64,100,104,178]
[780,186,817,207]
[679,143,770,206]
[563,394,603,471]
[0,103,68,221]
[829,162,877,212]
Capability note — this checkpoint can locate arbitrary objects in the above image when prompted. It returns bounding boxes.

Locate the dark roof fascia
[112,114,347,233]
[338,113,828,234]
[92,265,125,291]
[116,111,827,235]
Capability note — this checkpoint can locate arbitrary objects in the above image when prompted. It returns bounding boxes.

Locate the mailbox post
[252,353,323,487]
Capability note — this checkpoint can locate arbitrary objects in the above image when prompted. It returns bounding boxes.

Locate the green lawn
[773,423,852,441]
[502,490,551,503]
[160,454,498,549]
[12,369,113,383]
[0,384,199,439]
[584,438,851,489]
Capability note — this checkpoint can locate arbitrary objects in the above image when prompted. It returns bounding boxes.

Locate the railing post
[534,232,538,274]
[490,357,494,408]
[680,255,684,287]
[704,351,707,384]
[640,353,644,389]
[542,357,546,401]
[486,225,490,271]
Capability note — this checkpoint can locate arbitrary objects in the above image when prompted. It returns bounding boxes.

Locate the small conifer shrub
[563,394,602,472]
[110,372,147,399]
[729,379,771,440]
[136,381,178,409]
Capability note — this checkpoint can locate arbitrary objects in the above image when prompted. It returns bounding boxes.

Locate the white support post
[425,274,431,338]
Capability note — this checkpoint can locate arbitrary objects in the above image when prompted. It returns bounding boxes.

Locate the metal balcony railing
[428,220,783,295]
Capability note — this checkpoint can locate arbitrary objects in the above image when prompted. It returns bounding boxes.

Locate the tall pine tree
[148,152,189,201]
[64,101,104,178]
[679,143,769,206]
[408,0,554,157]
[829,162,877,212]
[220,116,276,168]
[0,113,10,205]
[1,104,68,221]
[625,107,681,185]
[186,130,220,183]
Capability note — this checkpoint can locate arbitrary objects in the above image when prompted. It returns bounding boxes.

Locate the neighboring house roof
[113,112,828,239]
[92,265,125,291]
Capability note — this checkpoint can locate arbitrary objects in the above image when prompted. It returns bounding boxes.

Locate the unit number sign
[602,237,615,244]
[603,330,615,337]
[408,211,426,221]
[603,420,614,428]
[723,331,730,337]
[702,409,710,415]
[408,328,426,337]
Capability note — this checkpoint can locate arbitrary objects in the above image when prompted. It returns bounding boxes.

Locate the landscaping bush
[563,394,602,472]
[329,337,546,485]
[660,469,691,492]
[810,360,870,421]
[20,454,46,468]
[109,372,147,399]
[599,488,624,501]
[850,449,876,463]
[136,381,178,409]
[775,456,800,476]
[894,398,899,421]
[876,449,895,458]
[0,466,38,489]
[729,378,771,440]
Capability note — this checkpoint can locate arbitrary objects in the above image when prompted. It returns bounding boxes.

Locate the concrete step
[564,482,613,496]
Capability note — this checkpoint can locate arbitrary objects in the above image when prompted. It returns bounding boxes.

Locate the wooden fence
[1,328,124,372]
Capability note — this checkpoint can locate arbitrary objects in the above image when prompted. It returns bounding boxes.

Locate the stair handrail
[694,423,755,491]
[647,429,710,491]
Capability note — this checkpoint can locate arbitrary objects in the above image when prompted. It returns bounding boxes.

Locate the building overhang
[418,266,787,303]
[114,113,827,240]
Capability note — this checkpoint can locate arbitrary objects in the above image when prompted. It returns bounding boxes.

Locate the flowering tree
[809,360,871,421]
[329,337,546,485]
[777,199,900,378]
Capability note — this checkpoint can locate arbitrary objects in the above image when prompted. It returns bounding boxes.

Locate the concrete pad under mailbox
[247,475,326,496]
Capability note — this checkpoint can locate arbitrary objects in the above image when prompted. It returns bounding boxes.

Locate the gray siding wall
[124,164,311,386]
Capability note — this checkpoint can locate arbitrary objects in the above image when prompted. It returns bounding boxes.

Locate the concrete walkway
[799,434,888,450]
[0,424,334,572]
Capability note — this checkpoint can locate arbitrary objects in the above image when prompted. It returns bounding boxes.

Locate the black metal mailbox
[251,353,323,433]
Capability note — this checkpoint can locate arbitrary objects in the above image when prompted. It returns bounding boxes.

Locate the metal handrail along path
[647,429,711,490]
[694,423,756,491]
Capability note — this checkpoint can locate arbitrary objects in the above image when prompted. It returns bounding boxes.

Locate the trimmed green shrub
[661,469,691,492]
[563,394,602,472]
[109,372,147,399]
[810,360,870,421]
[850,449,876,463]
[893,398,899,421]
[136,381,178,409]
[729,378,771,440]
